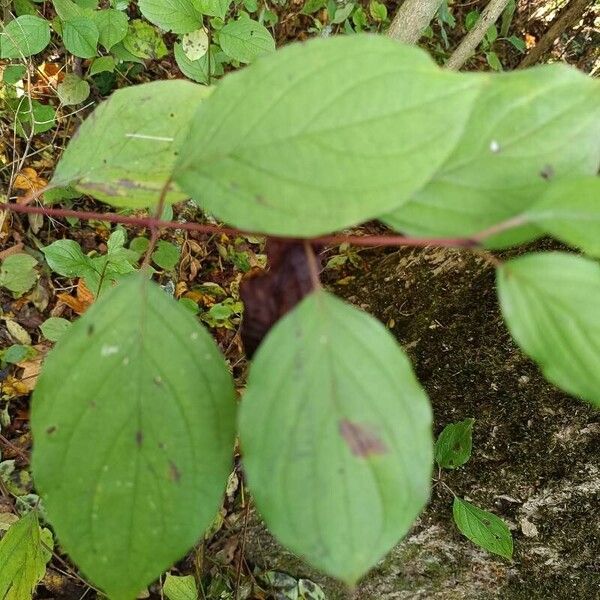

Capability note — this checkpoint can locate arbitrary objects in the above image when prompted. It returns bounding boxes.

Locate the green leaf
[500,0,516,37]
[301,0,325,15]
[0,15,51,59]
[57,73,90,105]
[0,511,53,600]
[506,34,525,53]
[497,252,600,407]
[52,0,86,21]
[174,35,480,236]
[218,18,275,63]
[485,50,502,71]
[42,239,90,277]
[9,98,56,137]
[163,574,197,600]
[122,19,167,59]
[486,24,498,44]
[434,418,474,469]
[139,0,203,34]
[152,240,180,270]
[0,253,37,297]
[2,344,36,365]
[525,176,600,257]
[464,10,479,31]
[89,55,116,75]
[51,80,211,208]
[383,65,600,248]
[239,290,432,583]
[452,497,512,558]
[369,0,386,22]
[93,9,129,51]
[31,274,236,599]
[40,317,72,342]
[174,42,223,84]
[62,16,100,58]
[197,0,231,19]
[2,64,27,84]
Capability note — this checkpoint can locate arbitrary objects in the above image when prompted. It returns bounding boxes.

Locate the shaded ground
[242,245,600,599]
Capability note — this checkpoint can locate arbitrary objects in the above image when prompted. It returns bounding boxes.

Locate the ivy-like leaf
[0,511,53,600]
[218,18,275,63]
[383,66,600,248]
[174,35,480,236]
[434,418,474,469]
[51,81,211,207]
[62,16,100,58]
[198,0,231,19]
[57,73,90,106]
[526,176,600,257]
[453,497,513,559]
[0,15,51,59]
[0,253,38,297]
[497,252,600,407]
[92,9,129,51]
[239,290,432,583]
[138,0,203,34]
[31,274,237,599]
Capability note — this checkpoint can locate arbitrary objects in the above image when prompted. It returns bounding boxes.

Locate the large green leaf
[62,16,100,58]
[51,81,211,208]
[31,274,237,599]
[383,66,600,247]
[138,0,203,34]
[239,290,432,583]
[0,15,51,59]
[526,176,600,257]
[0,511,53,600]
[497,252,600,407]
[174,35,481,236]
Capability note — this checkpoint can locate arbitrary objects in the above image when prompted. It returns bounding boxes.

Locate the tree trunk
[445,0,511,70]
[387,0,443,44]
[518,0,592,68]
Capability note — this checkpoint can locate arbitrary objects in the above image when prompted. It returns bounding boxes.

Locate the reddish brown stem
[0,201,492,250]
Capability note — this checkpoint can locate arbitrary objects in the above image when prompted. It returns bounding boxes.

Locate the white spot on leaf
[101,345,119,357]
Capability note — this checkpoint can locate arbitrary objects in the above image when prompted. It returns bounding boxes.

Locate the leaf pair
[32,276,433,597]
[50,35,599,244]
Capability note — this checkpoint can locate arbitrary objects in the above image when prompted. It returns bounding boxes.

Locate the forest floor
[1,1,599,599]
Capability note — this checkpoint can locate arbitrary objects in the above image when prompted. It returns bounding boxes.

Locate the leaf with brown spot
[338,419,388,458]
[240,290,432,584]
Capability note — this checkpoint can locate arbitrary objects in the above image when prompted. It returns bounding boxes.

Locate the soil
[242,245,600,599]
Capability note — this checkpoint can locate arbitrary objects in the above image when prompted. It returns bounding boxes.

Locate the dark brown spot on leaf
[87,324,94,336]
[135,431,143,447]
[46,426,57,435]
[168,460,181,483]
[339,419,388,458]
[540,164,555,180]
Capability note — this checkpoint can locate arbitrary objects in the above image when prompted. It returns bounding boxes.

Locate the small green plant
[1,32,599,599]
[434,418,513,558]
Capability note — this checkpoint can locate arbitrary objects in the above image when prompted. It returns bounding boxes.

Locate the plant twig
[387,0,443,44]
[0,201,524,251]
[518,0,591,68]
[141,177,171,270]
[446,0,512,70]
